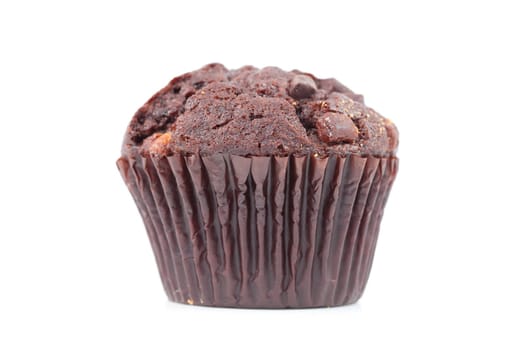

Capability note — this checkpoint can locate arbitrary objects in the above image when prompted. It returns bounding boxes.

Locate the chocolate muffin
[117,63,398,308]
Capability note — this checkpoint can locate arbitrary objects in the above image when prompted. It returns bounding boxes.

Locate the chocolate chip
[326,92,355,115]
[193,81,205,90]
[318,78,350,93]
[318,78,364,103]
[289,74,317,99]
[316,112,359,143]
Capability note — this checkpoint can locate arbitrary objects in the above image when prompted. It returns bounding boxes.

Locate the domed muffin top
[122,63,398,157]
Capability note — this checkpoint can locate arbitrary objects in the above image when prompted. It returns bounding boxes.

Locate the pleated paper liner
[117,153,398,308]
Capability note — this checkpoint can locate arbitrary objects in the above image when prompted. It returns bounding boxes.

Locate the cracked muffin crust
[122,63,398,158]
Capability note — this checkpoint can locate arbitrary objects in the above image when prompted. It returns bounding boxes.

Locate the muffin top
[122,63,398,158]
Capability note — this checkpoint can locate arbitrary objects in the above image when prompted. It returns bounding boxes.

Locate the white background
[1,0,524,349]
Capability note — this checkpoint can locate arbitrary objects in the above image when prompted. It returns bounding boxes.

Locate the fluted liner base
[117,153,398,308]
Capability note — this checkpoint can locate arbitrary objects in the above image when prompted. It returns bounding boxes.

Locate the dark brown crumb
[122,63,398,158]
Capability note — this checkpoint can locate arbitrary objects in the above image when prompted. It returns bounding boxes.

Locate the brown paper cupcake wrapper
[117,153,398,308]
